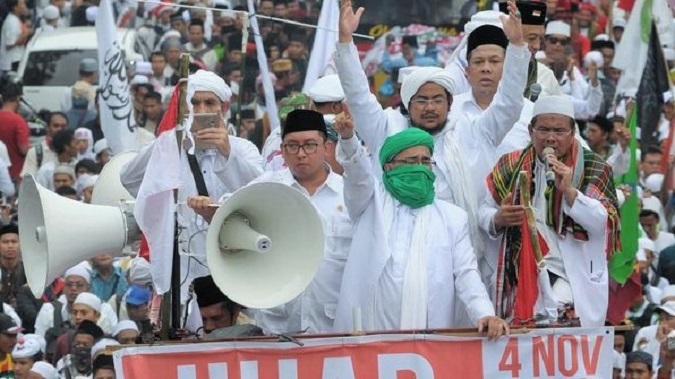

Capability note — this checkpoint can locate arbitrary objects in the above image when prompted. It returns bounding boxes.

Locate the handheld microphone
[529,83,542,103]
[543,147,555,187]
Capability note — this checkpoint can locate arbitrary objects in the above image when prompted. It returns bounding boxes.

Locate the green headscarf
[380,128,436,208]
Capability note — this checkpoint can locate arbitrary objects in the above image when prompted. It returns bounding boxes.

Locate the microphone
[529,83,542,103]
[543,147,556,187]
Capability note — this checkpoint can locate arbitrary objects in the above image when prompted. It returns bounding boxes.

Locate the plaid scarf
[486,142,621,320]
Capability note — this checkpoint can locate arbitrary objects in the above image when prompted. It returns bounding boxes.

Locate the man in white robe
[189,110,352,335]
[336,0,529,256]
[120,70,264,330]
[332,115,506,337]
[479,95,619,327]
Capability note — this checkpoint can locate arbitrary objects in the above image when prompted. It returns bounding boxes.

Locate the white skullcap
[308,74,345,103]
[53,164,75,179]
[645,173,665,192]
[12,334,46,359]
[213,0,232,8]
[464,10,503,34]
[112,320,139,337]
[129,257,152,285]
[612,17,627,29]
[94,139,109,156]
[76,174,98,195]
[593,33,610,41]
[664,48,675,61]
[639,237,656,252]
[74,292,102,313]
[30,362,56,379]
[584,51,604,68]
[135,61,152,76]
[90,338,119,358]
[85,6,98,23]
[74,127,92,141]
[130,75,149,86]
[662,285,675,302]
[642,195,663,214]
[188,70,232,103]
[532,95,575,119]
[65,263,91,283]
[401,67,455,109]
[42,5,60,20]
[398,66,419,84]
[546,20,571,37]
[616,189,625,208]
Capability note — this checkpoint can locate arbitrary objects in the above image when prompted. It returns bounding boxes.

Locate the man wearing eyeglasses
[480,95,619,328]
[190,109,353,335]
[332,114,507,338]
[336,0,528,282]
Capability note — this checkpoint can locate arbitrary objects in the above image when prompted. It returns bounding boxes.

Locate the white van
[16,26,144,112]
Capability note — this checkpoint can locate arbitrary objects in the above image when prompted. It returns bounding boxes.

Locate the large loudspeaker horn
[91,151,137,206]
[19,175,140,296]
[206,182,324,309]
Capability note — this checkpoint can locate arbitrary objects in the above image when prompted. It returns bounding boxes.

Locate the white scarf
[382,192,431,330]
[439,124,483,256]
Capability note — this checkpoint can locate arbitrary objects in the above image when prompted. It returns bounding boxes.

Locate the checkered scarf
[486,141,621,320]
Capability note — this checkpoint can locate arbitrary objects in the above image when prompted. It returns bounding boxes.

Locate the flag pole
[518,171,544,264]
[160,53,191,341]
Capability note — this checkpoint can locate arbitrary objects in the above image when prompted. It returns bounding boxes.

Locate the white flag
[96,0,139,154]
[247,0,281,132]
[302,0,339,93]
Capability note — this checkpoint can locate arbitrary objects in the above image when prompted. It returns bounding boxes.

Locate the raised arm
[335,0,398,152]
[334,110,376,220]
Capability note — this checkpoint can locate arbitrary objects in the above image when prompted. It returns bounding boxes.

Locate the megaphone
[19,175,140,296]
[91,151,137,206]
[206,182,324,309]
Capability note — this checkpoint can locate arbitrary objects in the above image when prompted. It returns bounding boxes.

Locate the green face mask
[382,164,436,208]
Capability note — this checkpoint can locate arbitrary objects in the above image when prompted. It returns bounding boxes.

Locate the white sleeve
[0,159,14,198]
[562,190,610,237]
[478,189,502,239]
[99,303,119,335]
[212,137,265,193]
[34,303,55,338]
[606,146,629,177]
[335,42,392,155]
[337,135,376,221]
[570,84,603,120]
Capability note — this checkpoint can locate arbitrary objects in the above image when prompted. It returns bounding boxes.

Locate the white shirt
[121,135,264,305]
[184,42,219,72]
[35,161,75,191]
[533,159,567,280]
[21,140,58,178]
[248,167,352,334]
[0,13,23,71]
[334,135,494,332]
[34,294,119,337]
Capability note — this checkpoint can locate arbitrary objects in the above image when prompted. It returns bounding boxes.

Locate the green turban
[379,128,434,167]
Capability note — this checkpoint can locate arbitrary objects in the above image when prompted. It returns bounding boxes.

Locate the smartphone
[192,113,220,150]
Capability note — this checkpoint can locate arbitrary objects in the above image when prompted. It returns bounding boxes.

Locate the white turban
[112,320,139,337]
[12,334,46,359]
[400,67,456,109]
[90,338,120,358]
[188,70,232,103]
[129,257,152,285]
[30,362,56,379]
[74,292,102,313]
[65,263,91,283]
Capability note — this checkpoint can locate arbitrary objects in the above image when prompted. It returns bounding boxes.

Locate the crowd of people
[0,0,674,377]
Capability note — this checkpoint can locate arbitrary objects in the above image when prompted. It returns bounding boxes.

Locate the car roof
[27,26,136,51]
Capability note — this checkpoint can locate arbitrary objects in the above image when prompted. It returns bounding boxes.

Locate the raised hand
[333,104,355,139]
[339,0,365,43]
[499,0,524,46]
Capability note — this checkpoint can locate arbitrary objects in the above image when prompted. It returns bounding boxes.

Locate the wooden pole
[518,171,544,264]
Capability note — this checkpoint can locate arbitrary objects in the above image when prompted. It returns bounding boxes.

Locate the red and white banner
[113,328,613,379]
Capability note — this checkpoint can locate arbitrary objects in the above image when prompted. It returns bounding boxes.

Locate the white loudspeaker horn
[206,182,324,309]
[91,151,138,206]
[19,175,140,296]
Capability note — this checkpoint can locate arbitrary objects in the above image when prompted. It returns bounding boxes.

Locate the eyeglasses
[283,142,320,154]
[546,36,569,46]
[389,157,436,167]
[533,127,574,138]
[409,98,447,108]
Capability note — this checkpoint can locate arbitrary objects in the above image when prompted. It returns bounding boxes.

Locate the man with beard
[335,0,528,261]
[55,321,103,379]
